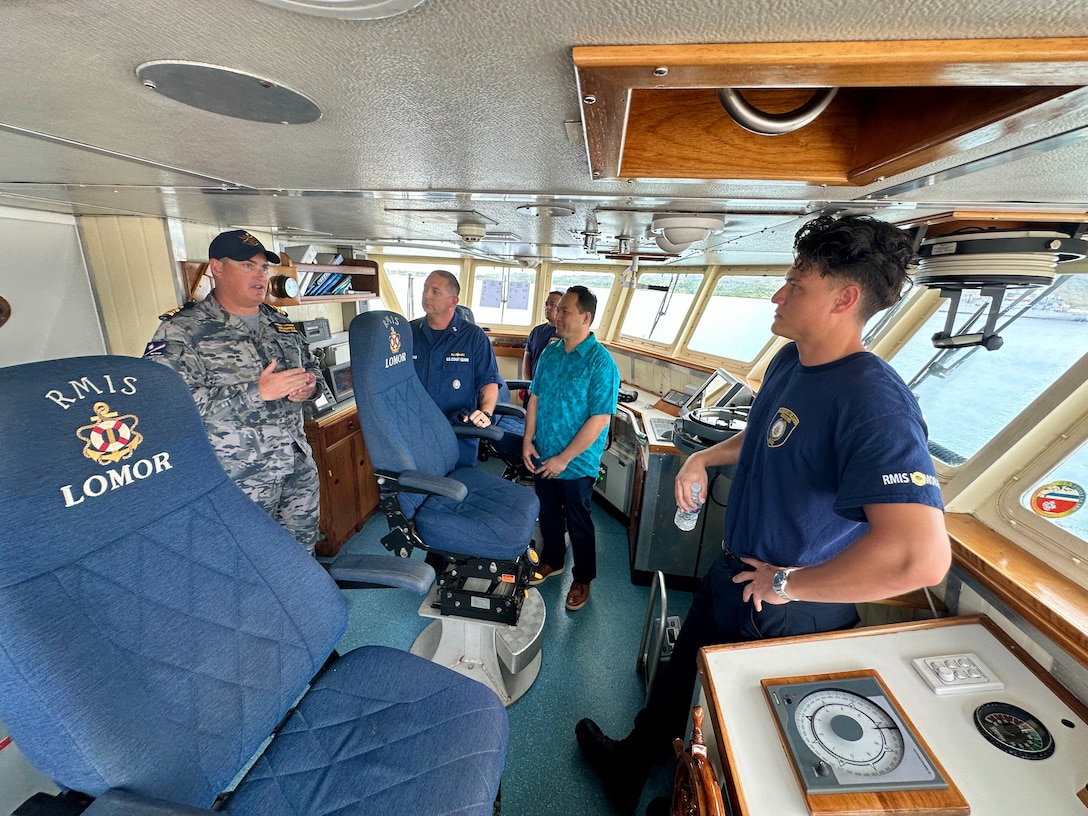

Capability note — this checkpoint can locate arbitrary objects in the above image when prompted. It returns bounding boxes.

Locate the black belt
[721,546,750,573]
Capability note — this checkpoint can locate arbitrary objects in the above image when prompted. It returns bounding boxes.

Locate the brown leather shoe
[529,563,564,586]
[565,581,590,611]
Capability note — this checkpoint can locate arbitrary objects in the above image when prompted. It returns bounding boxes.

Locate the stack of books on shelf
[296,269,356,296]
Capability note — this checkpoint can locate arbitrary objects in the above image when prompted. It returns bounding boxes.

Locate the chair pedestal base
[412,586,546,706]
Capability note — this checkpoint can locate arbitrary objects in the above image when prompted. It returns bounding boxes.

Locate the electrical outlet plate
[911,652,1005,695]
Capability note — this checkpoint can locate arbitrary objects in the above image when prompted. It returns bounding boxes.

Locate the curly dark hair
[792,214,915,320]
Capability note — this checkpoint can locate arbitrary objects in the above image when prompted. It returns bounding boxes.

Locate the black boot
[575,719,650,815]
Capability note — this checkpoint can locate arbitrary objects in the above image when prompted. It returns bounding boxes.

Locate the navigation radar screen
[973,701,1055,760]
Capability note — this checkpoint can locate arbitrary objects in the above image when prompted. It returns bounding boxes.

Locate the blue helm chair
[0,356,507,816]
[348,310,545,705]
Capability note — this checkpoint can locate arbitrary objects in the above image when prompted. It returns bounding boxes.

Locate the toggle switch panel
[911,652,1005,695]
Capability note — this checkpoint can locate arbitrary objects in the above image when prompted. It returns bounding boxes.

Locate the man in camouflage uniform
[143,230,327,555]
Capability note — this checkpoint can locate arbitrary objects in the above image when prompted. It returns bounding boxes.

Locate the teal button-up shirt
[529,333,620,479]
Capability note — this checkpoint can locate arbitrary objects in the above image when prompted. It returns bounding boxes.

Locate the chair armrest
[492,402,526,420]
[375,468,469,502]
[505,379,531,391]
[326,554,434,594]
[450,421,503,442]
[82,791,214,816]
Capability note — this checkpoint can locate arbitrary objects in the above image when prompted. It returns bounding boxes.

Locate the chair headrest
[455,304,476,325]
[0,356,237,584]
[348,310,459,482]
[349,310,417,389]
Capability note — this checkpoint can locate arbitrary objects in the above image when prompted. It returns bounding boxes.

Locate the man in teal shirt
[522,286,620,611]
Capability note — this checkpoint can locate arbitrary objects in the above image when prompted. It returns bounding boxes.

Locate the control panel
[911,652,1005,695]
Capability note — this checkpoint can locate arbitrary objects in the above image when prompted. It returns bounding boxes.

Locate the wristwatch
[772,568,796,602]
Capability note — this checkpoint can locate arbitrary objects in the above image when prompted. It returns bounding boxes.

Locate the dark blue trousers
[632,549,859,761]
[534,475,597,583]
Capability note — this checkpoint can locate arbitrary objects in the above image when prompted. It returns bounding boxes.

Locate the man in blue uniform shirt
[522,286,620,612]
[576,214,952,814]
[410,269,501,468]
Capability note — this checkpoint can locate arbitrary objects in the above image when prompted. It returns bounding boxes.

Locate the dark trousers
[632,549,859,761]
[534,475,597,583]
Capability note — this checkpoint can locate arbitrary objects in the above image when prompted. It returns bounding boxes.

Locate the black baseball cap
[208,230,281,265]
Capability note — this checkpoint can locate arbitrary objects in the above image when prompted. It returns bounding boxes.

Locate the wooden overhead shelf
[572,39,1088,185]
[180,257,379,309]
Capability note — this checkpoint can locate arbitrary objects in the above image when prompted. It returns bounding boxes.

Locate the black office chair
[349,310,546,705]
[0,355,507,816]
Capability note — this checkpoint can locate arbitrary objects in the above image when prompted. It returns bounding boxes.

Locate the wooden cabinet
[305,404,380,556]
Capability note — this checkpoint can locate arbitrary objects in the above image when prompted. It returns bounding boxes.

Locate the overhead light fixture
[247,0,427,20]
[649,214,726,252]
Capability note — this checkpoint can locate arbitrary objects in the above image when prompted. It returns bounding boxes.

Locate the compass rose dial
[793,688,906,775]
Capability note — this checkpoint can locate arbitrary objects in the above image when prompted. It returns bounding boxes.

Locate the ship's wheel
[669,705,726,816]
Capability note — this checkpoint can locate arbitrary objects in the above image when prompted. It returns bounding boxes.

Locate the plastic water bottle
[674,483,702,532]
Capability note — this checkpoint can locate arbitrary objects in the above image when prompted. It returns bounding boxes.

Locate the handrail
[715,87,838,135]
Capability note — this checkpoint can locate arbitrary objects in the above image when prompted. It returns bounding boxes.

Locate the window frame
[678,267,787,375]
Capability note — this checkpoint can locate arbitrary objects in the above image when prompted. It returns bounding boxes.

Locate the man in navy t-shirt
[522,289,562,381]
[577,214,952,814]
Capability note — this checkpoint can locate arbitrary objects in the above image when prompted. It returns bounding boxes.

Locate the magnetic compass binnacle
[973,701,1055,760]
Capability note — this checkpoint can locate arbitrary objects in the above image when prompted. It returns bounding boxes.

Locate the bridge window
[383,262,461,320]
[620,271,703,344]
[469,266,537,327]
[687,274,779,361]
[888,275,1088,465]
[550,269,616,330]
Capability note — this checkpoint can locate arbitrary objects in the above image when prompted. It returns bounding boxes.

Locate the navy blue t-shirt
[525,321,558,375]
[725,343,943,568]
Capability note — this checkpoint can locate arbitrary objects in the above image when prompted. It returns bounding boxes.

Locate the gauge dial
[973,702,1055,759]
[269,274,300,299]
[793,687,905,775]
